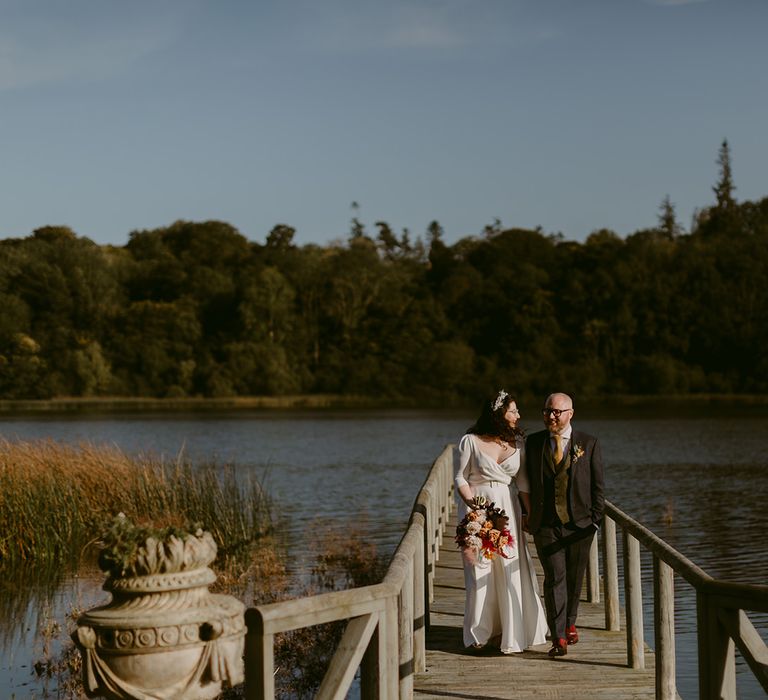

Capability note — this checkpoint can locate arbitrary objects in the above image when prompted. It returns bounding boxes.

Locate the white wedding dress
[455,434,548,652]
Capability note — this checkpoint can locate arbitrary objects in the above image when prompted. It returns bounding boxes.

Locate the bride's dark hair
[467,391,523,444]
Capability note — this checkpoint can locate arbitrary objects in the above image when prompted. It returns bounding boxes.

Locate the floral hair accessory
[492,390,508,411]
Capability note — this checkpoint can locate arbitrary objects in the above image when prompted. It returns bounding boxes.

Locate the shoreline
[0,393,767,416]
[0,394,401,415]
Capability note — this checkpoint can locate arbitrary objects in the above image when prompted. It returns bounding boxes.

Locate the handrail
[607,502,712,587]
[242,451,768,700]
[601,500,768,700]
[243,444,455,699]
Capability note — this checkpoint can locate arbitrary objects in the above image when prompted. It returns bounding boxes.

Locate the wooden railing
[242,448,768,699]
[600,501,768,700]
[243,445,455,699]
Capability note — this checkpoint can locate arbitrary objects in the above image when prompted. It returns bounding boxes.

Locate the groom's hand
[521,513,529,533]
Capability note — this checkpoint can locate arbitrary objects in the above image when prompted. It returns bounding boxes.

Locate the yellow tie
[554,434,563,463]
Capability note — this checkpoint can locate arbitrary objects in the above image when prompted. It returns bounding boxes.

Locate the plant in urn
[73,515,245,699]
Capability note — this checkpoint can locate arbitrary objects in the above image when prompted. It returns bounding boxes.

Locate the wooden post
[445,451,454,515]
[587,534,600,603]
[436,465,445,552]
[431,485,440,567]
[654,557,676,700]
[413,522,426,672]
[384,595,399,699]
[696,591,736,700]
[602,516,620,631]
[623,531,644,669]
[244,609,274,699]
[361,614,384,700]
[398,556,414,699]
[423,492,435,604]
[444,448,454,515]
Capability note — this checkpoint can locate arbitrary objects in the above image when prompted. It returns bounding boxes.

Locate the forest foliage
[2,143,766,402]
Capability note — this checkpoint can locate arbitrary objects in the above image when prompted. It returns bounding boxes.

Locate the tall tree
[266,224,296,249]
[482,217,503,238]
[349,201,366,240]
[713,139,736,211]
[657,195,682,240]
[375,221,399,258]
[427,220,444,246]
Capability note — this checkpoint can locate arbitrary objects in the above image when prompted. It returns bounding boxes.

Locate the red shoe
[548,638,567,657]
[566,625,579,645]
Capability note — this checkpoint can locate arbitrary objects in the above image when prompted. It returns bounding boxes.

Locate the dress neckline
[472,434,516,466]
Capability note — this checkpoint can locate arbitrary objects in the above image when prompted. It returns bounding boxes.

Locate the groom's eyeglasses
[542,408,572,418]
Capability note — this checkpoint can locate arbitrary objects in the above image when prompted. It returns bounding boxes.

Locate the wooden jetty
[244,446,768,699]
[415,513,664,699]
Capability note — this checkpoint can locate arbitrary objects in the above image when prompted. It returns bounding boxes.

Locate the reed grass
[0,438,271,568]
[3,439,387,698]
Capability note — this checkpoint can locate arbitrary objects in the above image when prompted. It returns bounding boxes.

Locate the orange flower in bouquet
[455,496,515,564]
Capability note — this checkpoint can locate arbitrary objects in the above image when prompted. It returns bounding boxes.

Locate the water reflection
[0,563,69,650]
[1,408,767,698]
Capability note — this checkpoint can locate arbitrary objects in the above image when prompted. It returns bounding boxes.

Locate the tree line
[1,141,766,402]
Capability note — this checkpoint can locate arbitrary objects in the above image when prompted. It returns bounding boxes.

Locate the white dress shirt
[549,425,573,457]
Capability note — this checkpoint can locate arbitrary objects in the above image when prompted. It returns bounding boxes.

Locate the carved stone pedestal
[73,531,245,700]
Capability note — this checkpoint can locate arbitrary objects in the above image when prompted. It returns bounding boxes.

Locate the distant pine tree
[657,195,682,240]
[713,139,736,211]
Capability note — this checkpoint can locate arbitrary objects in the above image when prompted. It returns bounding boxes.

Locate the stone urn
[73,517,245,700]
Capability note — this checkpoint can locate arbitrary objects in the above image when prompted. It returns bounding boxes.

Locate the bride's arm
[518,491,532,516]
[457,483,475,507]
[515,441,532,531]
[455,434,476,508]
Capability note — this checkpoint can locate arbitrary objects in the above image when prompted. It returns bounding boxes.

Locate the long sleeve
[590,438,606,525]
[514,441,530,493]
[454,434,473,489]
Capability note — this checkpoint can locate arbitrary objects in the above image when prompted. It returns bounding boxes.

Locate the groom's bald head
[546,392,573,409]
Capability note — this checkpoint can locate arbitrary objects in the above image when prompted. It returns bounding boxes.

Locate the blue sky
[1,0,766,247]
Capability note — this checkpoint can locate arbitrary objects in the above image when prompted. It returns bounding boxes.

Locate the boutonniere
[572,444,585,463]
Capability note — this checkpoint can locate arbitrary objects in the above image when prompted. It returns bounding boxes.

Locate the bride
[454,390,548,653]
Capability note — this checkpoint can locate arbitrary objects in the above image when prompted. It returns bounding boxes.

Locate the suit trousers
[533,523,595,641]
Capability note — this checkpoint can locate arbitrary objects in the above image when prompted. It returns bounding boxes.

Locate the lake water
[1,407,766,698]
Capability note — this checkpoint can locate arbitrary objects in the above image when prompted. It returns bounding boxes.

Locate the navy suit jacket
[524,428,605,534]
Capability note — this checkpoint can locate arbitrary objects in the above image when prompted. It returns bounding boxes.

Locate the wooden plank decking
[414,513,676,700]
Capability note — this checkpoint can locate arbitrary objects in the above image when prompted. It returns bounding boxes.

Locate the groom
[522,392,605,657]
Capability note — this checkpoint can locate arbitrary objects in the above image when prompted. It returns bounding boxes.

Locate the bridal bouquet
[455,496,515,563]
